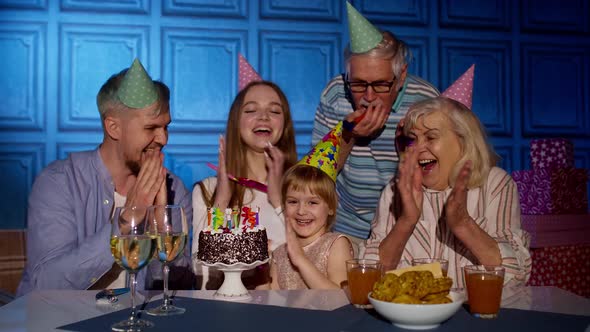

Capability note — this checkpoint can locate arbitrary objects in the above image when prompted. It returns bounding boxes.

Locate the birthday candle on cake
[241,206,248,230]
[212,207,224,231]
[249,207,256,229]
[225,208,232,229]
[241,206,256,229]
[232,208,239,230]
[256,206,260,227]
[207,207,212,229]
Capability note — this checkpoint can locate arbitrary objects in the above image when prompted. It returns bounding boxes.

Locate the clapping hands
[394,146,423,226]
[126,149,167,208]
[285,219,305,267]
[444,160,473,230]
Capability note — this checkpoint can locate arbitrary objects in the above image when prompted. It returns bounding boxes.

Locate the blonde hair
[281,164,338,229]
[402,97,498,188]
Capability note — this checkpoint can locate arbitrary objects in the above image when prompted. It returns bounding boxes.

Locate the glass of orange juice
[464,265,505,318]
[346,259,382,308]
[411,258,449,277]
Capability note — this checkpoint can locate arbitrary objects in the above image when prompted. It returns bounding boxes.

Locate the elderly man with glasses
[311,6,440,250]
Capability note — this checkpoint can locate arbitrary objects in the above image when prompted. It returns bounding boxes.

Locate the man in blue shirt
[17,59,193,295]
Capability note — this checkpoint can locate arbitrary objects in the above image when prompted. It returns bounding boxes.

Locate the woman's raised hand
[264,142,285,209]
[444,160,473,231]
[394,146,423,225]
[213,135,232,209]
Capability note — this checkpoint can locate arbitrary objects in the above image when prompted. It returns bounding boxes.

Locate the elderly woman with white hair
[360,96,531,288]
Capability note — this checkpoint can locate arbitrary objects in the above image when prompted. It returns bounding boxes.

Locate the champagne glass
[146,205,188,316]
[110,206,156,331]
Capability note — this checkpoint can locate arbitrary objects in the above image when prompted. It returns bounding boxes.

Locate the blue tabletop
[58,296,590,332]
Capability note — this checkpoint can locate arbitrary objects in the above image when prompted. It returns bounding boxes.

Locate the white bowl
[368,291,465,330]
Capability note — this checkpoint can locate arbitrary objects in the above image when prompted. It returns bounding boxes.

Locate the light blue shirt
[17,148,193,296]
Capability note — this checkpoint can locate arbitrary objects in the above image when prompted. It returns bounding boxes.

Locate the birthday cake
[197,207,269,265]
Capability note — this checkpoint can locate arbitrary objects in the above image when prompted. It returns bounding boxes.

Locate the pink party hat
[238,53,262,91]
[442,64,475,109]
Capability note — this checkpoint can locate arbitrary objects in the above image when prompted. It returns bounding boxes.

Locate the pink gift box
[530,138,574,170]
[512,168,589,215]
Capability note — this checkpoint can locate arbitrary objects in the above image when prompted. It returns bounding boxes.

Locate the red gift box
[530,138,574,170]
[512,168,588,215]
[527,245,590,298]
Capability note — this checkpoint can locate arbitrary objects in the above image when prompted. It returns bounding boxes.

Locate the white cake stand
[202,259,269,301]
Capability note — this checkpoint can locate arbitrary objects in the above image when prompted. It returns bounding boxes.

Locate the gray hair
[96,69,170,122]
[403,97,498,189]
[344,31,412,79]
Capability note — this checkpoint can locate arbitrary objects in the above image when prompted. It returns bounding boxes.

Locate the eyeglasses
[345,76,397,93]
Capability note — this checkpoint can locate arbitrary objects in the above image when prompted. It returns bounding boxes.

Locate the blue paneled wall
[0,0,588,228]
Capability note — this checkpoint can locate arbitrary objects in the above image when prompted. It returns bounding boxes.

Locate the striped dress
[312,74,439,239]
[360,167,532,288]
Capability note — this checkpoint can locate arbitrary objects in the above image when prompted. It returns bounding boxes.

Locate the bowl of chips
[368,270,465,330]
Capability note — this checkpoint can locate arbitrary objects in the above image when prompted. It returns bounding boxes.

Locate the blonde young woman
[192,81,298,289]
[360,97,531,289]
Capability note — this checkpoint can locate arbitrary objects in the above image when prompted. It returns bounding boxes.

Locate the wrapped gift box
[527,245,590,298]
[521,214,590,248]
[523,215,590,298]
[530,138,574,170]
[512,168,588,215]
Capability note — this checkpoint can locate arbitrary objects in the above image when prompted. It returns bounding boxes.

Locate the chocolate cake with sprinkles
[197,228,269,265]
[197,206,269,265]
